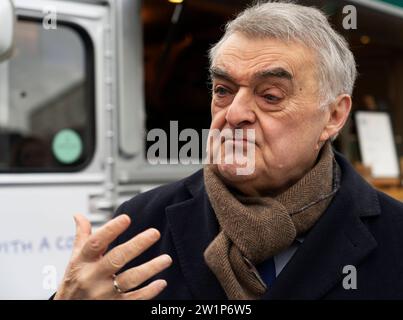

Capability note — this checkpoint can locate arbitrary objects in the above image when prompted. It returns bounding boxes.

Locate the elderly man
[54,2,403,300]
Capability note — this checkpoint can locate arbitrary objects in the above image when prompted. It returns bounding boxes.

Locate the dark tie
[256,257,276,287]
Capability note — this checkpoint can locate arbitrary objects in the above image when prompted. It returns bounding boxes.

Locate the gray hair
[209,1,357,109]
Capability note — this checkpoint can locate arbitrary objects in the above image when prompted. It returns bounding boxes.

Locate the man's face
[209,33,331,196]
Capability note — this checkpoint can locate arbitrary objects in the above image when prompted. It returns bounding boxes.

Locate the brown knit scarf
[203,142,340,300]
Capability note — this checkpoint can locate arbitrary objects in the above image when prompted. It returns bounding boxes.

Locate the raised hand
[54,214,172,300]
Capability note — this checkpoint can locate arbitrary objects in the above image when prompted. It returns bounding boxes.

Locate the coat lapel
[165,170,227,299]
[264,152,379,300]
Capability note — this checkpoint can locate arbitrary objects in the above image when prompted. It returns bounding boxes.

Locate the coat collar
[166,150,380,300]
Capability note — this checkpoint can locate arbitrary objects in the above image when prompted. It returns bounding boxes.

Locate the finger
[80,214,131,262]
[72,214,92,250]
[99,228,161,275]
[121,279,167,300]
[115,254,172,292]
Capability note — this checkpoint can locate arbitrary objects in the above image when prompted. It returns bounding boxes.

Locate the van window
[0,18,95,172]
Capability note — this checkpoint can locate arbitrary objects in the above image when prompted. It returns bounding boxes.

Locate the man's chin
[216,163,257,182]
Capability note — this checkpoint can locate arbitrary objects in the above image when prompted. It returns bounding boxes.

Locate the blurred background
[2,0,403,186]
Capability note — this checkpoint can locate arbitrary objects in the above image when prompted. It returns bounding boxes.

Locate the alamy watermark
[342,5,357,30]
[42,265,58,290]
[146,121,256,175]
[42,5,57,30]
[342,265,357,290]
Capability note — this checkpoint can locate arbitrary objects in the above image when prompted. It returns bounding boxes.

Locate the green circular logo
[52,129,83,164]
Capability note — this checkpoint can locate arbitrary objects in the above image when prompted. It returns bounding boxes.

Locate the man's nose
[225,88,256,128]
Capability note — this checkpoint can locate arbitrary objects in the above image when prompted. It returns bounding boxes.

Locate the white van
[0,0,200,299]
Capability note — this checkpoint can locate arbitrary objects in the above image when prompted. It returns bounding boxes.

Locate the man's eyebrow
[209,67,236,83]
[209,66,293,84]
[254,68,293,81]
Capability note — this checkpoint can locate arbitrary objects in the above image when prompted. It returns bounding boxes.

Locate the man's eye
[214,86,230,97]
[264,94,281,103]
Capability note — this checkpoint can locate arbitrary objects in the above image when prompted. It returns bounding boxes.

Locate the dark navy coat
[109,151,403,299]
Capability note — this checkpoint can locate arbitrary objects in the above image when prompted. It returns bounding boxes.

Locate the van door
[0,0,114,299]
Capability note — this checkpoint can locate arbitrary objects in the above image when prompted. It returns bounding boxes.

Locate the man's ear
[319,94,352,143]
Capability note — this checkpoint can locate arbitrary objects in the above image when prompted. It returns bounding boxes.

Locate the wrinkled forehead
[211,33,318,83]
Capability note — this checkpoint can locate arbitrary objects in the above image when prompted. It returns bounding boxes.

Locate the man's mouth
[226,137,256,145]
[218,134,255,144]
